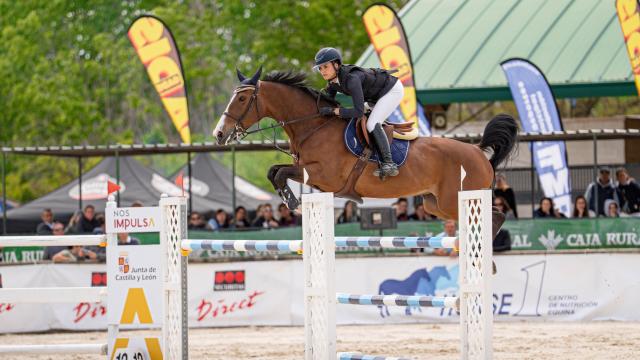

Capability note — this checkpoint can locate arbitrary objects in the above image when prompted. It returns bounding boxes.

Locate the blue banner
[500,58,571,215]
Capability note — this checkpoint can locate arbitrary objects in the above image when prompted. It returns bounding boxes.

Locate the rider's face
[318,62,338,81]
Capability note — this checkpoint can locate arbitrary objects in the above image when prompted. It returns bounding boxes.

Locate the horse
[213,67,518,234]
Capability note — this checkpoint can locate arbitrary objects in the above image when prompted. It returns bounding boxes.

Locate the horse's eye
[239,95,246,102]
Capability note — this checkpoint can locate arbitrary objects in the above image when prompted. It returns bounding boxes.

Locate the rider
[314,47,404,178]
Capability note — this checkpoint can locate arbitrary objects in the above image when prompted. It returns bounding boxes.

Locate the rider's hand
[319,107,334,116]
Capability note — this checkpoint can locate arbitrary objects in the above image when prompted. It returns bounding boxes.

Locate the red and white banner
[1,253,639,333]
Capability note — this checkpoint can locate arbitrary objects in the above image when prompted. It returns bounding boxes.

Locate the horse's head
[213,66,263,145]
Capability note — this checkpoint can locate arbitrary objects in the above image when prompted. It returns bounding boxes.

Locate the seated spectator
[208,209,230,230]
[494,174,518,218]
[584,167,619,216]
[494,196,515,219]
[409,203,431,221]
[188,211,210,230]
[117,232,141,245]
[572,195,591,218]
[251,204,279,229]
[337,200,359,224]
[65,210,82,234]
[395,198,409,221]
[278,203,299,227]
[605,200,628,218]
[44,222,69,260]
[51,245,98,263]
[231,206,250,229]
[616,167,640,214]
[36,208,54,235]
[75,205,99,234]
[493,229,511,252]
[428,220,458,257]
[533,197,563,219]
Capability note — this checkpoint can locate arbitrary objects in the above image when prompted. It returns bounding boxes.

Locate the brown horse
[214,68,518,233]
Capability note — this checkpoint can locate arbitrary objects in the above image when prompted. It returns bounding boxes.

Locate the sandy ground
[1,322,639,359]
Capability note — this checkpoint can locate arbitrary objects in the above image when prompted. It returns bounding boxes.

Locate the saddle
[336,116,415,203]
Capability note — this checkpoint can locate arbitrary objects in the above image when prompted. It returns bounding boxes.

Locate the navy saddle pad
[343,118,410,166]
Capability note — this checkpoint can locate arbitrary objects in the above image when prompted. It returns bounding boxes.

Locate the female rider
[314,47,404,178]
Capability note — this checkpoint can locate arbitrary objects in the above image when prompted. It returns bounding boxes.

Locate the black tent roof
[3,157,225,233]
[172,153,278,211]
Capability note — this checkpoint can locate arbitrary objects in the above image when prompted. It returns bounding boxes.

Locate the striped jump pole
[336,293,459,310]
[181,236,457,253]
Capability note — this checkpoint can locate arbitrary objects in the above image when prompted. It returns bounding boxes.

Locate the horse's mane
[262,70,340,107]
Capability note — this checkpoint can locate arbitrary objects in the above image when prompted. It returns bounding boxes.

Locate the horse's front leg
[268,164,302,210]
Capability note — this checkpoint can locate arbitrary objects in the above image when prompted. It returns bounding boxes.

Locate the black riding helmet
[313,47,342,71]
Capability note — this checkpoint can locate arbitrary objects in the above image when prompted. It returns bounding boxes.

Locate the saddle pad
[344,118,410,166]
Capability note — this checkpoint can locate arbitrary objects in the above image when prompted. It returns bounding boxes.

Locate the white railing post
[160,195,188,360]
[458,190,493,360]
[302,192,336,360]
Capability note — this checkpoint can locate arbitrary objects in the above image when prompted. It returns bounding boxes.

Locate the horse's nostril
[216,131,223,139]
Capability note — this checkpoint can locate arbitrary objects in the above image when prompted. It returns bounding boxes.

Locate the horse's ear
[249,66,263,85]
[236,68,247,82]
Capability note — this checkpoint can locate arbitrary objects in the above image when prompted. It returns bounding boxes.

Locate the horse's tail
[478,114,518,171]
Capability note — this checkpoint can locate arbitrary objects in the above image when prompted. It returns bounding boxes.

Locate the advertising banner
[616,0,640,96]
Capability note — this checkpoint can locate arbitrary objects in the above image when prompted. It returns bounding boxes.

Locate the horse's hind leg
[422,193,447,220]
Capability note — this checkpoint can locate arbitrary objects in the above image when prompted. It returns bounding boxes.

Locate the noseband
[222,83,260,141]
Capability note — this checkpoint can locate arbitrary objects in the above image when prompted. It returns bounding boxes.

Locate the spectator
[117,232,141,245]
[409,203,431,221]
[44,222,69,260]
[616,167,640,214]
[428,220,457,257]
[75,205,99,234]
[65,210,82,234]
[395,198,409,221]
[533,197,563,218]
[572,195,591,218]
[131,200,144,207]
[584,167,619,216]
[337,200,359,224]
[493,196,515,219]
[251,204,279,229]
[605,200,628,218]
[230,206,250,229]
[493,229,511,252]
[278,203,299,227]
[208,209,230,230]
[51,245,98,263]
[92,214,106,234]
[36,208,54,235]
[494,174,518,218]
[188,212,210,230]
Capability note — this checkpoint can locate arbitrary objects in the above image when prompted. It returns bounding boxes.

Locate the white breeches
[366,80,404,132]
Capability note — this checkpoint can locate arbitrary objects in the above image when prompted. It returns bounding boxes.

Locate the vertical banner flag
[362,4,431,137]
[128,16,191,144]
[616,0,640,96]
[501,59,571,215]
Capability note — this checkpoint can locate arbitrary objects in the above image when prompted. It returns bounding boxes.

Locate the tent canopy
[357,0,635,104]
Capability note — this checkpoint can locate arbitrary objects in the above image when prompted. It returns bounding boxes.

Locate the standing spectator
[572,196,591,218]
[493,196,515,219]
[36,209,54,235]
[251,204,279,229]
[230,206,250,229]
[409,203,431,221]
[584,167,619,216]
[188,211,210,230]
[534,197,559,218]
[428,220,457,256]
[208,209,230,230]
[395,198,409,221]
[75,205,99,234]
[494,174,518,218]
[44,222,69,260]
[615,167,640,214]
[278,203,299,227]
[337,200,359,224]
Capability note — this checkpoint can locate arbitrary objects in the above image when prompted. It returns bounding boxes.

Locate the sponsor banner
[128,16,191,144]
[1,253,640,333]
[106,206,161,233]
[617,0,640,96]
[501,59,571,215]
[68,173,127,200]
[362,4,430,136]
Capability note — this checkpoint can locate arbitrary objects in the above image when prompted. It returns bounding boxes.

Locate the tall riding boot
[370,123,399,178]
